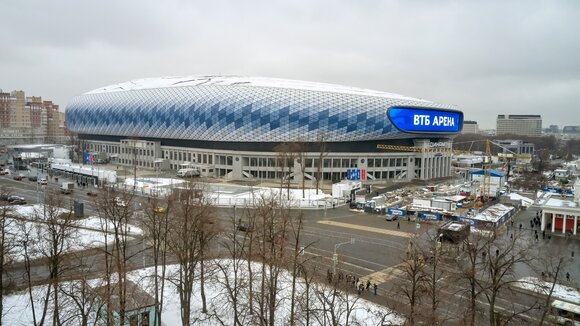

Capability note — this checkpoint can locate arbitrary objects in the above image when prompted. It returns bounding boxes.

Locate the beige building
[461,120,479,134]
[496,114,542,137]
[0,89,66,146]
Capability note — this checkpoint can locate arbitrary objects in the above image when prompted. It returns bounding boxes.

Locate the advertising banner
[388,107,463,133]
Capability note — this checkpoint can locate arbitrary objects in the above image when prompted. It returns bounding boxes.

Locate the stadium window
[227,156,233,166]
[332,159,340,168]
[203,154,207,164]
[198,154,202,162]
[209,155,213,164]
[368,159,374,167]
[342,158,349,168]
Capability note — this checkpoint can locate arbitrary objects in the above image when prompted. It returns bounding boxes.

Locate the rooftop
[86,75,430,103]
[472,203,514,223]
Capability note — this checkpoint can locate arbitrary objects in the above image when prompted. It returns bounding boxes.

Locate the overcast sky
[1,0,579,129]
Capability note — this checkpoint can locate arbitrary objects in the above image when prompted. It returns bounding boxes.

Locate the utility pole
[333,238,355,275]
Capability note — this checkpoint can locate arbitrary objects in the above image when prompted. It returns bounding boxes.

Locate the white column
[563,215,567,234]
[552,214,556,233]
[574,216,578,236]
[541,211,546,231]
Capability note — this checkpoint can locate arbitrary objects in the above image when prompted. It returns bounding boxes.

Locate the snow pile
[513,277,580,304]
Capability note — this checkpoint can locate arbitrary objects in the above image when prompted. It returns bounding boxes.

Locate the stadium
[65,76,463,183]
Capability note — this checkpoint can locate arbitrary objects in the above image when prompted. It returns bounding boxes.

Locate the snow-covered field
[4,205,141,262]
[2,259,403,325]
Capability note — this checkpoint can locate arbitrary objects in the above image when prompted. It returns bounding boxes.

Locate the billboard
[84,153,93,164]
[346,169,367,181]
[387,107,463,133]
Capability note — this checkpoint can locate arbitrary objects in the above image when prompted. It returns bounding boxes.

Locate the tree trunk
[200,253,207,313]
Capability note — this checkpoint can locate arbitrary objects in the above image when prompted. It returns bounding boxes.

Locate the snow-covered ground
[512,277,580,304]
[123,177,332,208]
[79,216,143,236]
[4,204,142,262]
[2,259,403,325]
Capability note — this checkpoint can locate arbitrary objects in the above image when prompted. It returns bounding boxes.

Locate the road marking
[317,220,412,238]
[359,263,406,284]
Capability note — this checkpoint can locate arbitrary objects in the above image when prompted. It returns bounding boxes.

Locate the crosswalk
[316,220,412,238]
[358,263,406,285]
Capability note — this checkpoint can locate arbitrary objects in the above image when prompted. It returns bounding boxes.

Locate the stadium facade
[65,76,463,183]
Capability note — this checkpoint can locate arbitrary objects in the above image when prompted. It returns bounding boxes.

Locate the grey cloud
[0,0,579,129]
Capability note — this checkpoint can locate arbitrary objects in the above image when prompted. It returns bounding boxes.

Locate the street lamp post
[333,237,355,275]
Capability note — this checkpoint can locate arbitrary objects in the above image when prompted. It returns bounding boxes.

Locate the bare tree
[166,182,214,326]
[315,133,328,195]
[457,233,491,326]
[58,254,105,326]
[16,218,41,325]
[397,236,427,325]
[216,206,254,326]
[34,192,75,326]
[477,231,535,326]
[0,188,15,324]
[143,194,172,325]
[293,141,309,199]
[95,188,136,326]
[535,247,571,325]
[274,142,298,199]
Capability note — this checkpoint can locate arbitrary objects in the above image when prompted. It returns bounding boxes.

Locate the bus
[549,299,580,325]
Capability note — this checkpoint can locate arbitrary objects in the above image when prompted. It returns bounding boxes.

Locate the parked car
[153,206,167,213]
[385,214,398,221]
[87,191,98,197]
[38,178,48,185]
[0,169,11,175]
[7,195,26,205]
[237,222,252,232]
[28,175,38,182]
[13,175,24,181]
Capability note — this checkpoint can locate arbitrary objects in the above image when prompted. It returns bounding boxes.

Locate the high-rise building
[0,89,66,145]
[496,115,542,137]
[461,120,479,134]
[0,90,14,128]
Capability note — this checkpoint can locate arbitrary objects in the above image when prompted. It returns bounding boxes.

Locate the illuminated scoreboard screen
[387,107,463,133]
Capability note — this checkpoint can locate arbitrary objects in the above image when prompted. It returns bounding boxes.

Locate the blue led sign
[387,107,463,133]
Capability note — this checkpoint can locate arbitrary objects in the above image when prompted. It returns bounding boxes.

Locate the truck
[61,181,74,194]
[177,168,200,178]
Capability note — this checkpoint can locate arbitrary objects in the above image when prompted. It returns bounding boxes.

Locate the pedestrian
[366,280,371,291]
[510,233,513,240]
[519,223,522,230]
[572,251,575,258]
[397,221,400,229]
[566,272,570,282]
[407,216,410,222]
[535,233,539,242]
[496,249,500,256]
[535,229,538,235]
[332,203,335,209]
[373,283,377,295]
[357,283,362,295]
